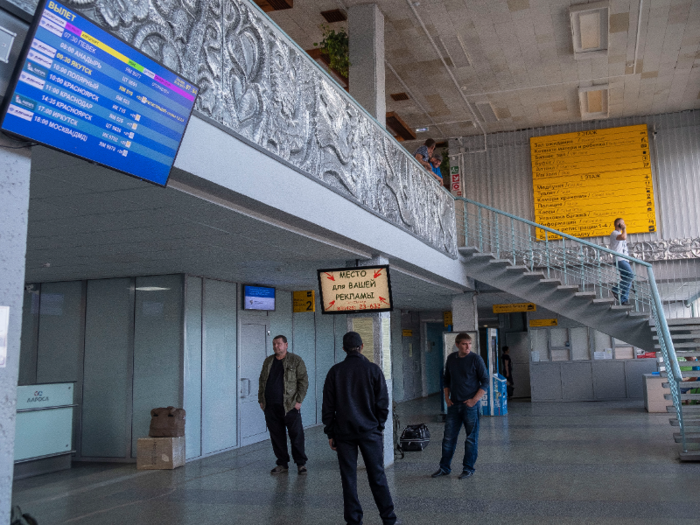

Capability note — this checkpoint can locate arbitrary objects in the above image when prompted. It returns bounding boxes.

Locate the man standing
[610,218,634,305]
[432,332,488,480]
[258,335,309,474]
[502,346,514,398]
[322,332,398,525]
[413,138,436,171]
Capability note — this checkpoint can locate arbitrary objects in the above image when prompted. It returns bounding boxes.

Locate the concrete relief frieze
[60,0,457,256]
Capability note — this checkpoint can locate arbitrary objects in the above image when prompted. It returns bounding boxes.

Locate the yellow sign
[402,329,413,337]
[293,290,315,313]
[530,124,655,239]
[443,311,453,327]
[493,303,536,314]
[529,318,558,327]
[318,266,392,313]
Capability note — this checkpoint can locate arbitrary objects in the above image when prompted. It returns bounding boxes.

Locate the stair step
[628,311,649,318]
[610,304,634,311]
[574,291,597,298]
[664,381,700,388]
[668,405,700,413]
[679,451,700,462]
[661,371,700,378]
[667,318,700,326]
[522,272,546,278]
[592,298,615,304]
[459,246,480,255]
[556,285,580,291]
[654,334,700,341]
[651,325,700,332]
[674,432,700,444]
[655,342,700,349]
[471,253,495,260]
[539,278,562,285]
[488,259,513,266]
[665,394,700,400]
[505,265,529,272]
[669,419,700,428]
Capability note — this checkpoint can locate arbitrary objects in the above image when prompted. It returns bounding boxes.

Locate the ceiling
[25,146,469,311]
[266,0,700,145]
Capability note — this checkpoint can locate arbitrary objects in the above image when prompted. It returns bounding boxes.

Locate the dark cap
[343,331,363,350]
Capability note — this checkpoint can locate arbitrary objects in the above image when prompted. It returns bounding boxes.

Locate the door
[425,323,445,395]
[506,332,531,398]
[240,322,269,445]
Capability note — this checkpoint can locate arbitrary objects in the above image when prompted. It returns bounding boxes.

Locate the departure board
[530,124,656,240]
[0,0,198,186]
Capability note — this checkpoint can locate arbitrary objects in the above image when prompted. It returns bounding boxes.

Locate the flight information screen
[0,0,199,186]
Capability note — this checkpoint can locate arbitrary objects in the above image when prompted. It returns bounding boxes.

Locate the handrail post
[511,219,516,265]
[495,214,500,259]
[545,231,550,279]
[529,229,534,271]
[463,201,469,247]
[579,244,584,291]
[562,237,567,285]
[596,249,602,298]
[478,207,483,252]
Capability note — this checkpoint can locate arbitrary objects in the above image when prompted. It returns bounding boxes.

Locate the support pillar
[348,3,386,127]
[451,292,478,332]
[0,137,32,521]
[346,256,393,466]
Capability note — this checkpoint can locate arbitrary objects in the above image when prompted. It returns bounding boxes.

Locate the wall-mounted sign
[529,318,558,327]
[0,0,199,186]
[402,329,413,337]
[443,311,452,327]
[530,124,655,239]
[449,165,462,197]
[493,302,536,314]
[293,290,315,313]
[317,265,393,314]
[0,306,8,368]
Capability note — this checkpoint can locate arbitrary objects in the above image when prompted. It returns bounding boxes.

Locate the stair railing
[454,196,687,451]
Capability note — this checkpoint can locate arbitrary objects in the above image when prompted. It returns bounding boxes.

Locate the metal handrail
[453,195,686,452]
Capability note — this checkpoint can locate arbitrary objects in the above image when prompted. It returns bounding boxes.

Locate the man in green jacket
[258,335,309,474]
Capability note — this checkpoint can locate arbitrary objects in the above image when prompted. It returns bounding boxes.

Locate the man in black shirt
[322,332,398,525]
[432,332,488,480]
[502,346,514,398]
[258,335,309,474]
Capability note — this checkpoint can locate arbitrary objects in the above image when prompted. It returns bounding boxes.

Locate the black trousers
[264,404,307,467]
[336,430,397,525]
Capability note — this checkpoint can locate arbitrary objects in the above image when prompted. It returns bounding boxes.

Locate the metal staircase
[453,197,690,459]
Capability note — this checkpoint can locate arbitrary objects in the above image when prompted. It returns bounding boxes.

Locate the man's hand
[445,397,454,407]
[464,398,478,408]
[295,402,302,411]
[328,438,337,451]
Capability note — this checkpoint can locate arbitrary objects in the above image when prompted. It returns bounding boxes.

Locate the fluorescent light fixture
[416,126,429,133]
[570,1,609,60]
[578,85,609,120]
[135,287,171,292]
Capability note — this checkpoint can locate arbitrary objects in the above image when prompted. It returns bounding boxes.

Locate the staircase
[453,197,691,460]
[657,318,700,460]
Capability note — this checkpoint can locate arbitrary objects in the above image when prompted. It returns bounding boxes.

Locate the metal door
[239,322,269,445]
[505,332,531,398]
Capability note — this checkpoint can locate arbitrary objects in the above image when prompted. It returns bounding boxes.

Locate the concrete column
[451,292,478,332]
[0,138,32,522]
[348,3,386,127]
[346,256,393,466]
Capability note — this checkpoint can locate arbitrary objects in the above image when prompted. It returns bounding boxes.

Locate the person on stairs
[610,218,634,305]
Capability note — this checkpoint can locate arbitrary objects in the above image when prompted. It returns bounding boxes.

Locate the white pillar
[346,256,394,466]
[348,3,386,127]
[0,137,32,522]
[451,292,478,332]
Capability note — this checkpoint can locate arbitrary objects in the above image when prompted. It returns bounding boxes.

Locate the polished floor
[12,396,700,524]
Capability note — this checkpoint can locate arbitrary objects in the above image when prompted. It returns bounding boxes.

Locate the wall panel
[184,276,203,460]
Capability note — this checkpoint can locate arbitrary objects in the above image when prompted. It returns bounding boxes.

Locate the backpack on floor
[399,424,430,451]
[11,506,38,525]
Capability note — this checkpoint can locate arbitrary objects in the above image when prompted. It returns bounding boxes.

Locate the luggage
[149,407,186,437]
[399,424,430,451]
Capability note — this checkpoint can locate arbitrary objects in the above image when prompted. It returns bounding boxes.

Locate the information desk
[14,382,76,478]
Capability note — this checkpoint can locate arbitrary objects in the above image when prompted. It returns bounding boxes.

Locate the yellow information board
[529,318,558,327]
[530,124,655,239]
[318,266,392,313]
[293,291,315,313]
[443,311,453,327]
[493,303,536,314]
[402,330,413,337]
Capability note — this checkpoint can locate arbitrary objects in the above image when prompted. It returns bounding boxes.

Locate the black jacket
[322,352,389,440]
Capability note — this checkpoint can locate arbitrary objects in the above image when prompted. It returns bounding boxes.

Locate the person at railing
[429,154,444,182]
[610,218,634,305]
[413,138,436,171]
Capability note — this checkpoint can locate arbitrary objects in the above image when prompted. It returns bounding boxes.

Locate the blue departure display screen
[0,0,199,186]
[243,286,276,311]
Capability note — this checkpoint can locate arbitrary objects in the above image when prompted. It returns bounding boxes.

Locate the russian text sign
[318,265,393,314]
[493,303,536,314]
[529,318,558,327]
[293,291,315,313]
[530,124,655,239]
[0,0,198,186]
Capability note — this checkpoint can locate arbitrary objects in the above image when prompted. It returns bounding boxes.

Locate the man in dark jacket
[432,332,488,480]
[322,331,398,525]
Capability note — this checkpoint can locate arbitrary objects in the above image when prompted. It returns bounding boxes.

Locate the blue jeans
[438,403,480,474]
[613,260,634,304]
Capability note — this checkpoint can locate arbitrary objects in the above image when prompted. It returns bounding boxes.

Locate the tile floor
[12,396,700,524]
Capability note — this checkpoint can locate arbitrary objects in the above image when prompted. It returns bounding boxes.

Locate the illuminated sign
[530,124,655,239]
[529,318,558,327]
[318,265,392,314]
[493,303,536,314]
[0,0,198,186]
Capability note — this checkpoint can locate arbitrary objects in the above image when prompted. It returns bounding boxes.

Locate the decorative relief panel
[58,0,457,256]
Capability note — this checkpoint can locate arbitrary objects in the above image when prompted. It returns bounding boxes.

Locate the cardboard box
[137,437,185,470]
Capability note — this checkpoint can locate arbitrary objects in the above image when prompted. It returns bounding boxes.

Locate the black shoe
[458,470,474,479]
[431,468,449,478]
[612,291,618,303]
[621,301,629,306]
[297,465,307,475]
[271,465,288,474]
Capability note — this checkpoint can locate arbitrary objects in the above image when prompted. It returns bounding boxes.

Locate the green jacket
[258,352,309,414]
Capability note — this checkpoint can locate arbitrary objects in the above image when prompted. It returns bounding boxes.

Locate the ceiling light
[135,287,171,292]
[578,85,609,120]
[570,1,609,60]
[415,126,429,133]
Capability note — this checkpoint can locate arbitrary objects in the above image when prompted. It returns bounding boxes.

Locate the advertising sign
[293,290,315,313]
[492,302,536,314]
[318,265,392,314]
[449,165,462,196]
[530,124,655,239]
[0,0,199,186]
